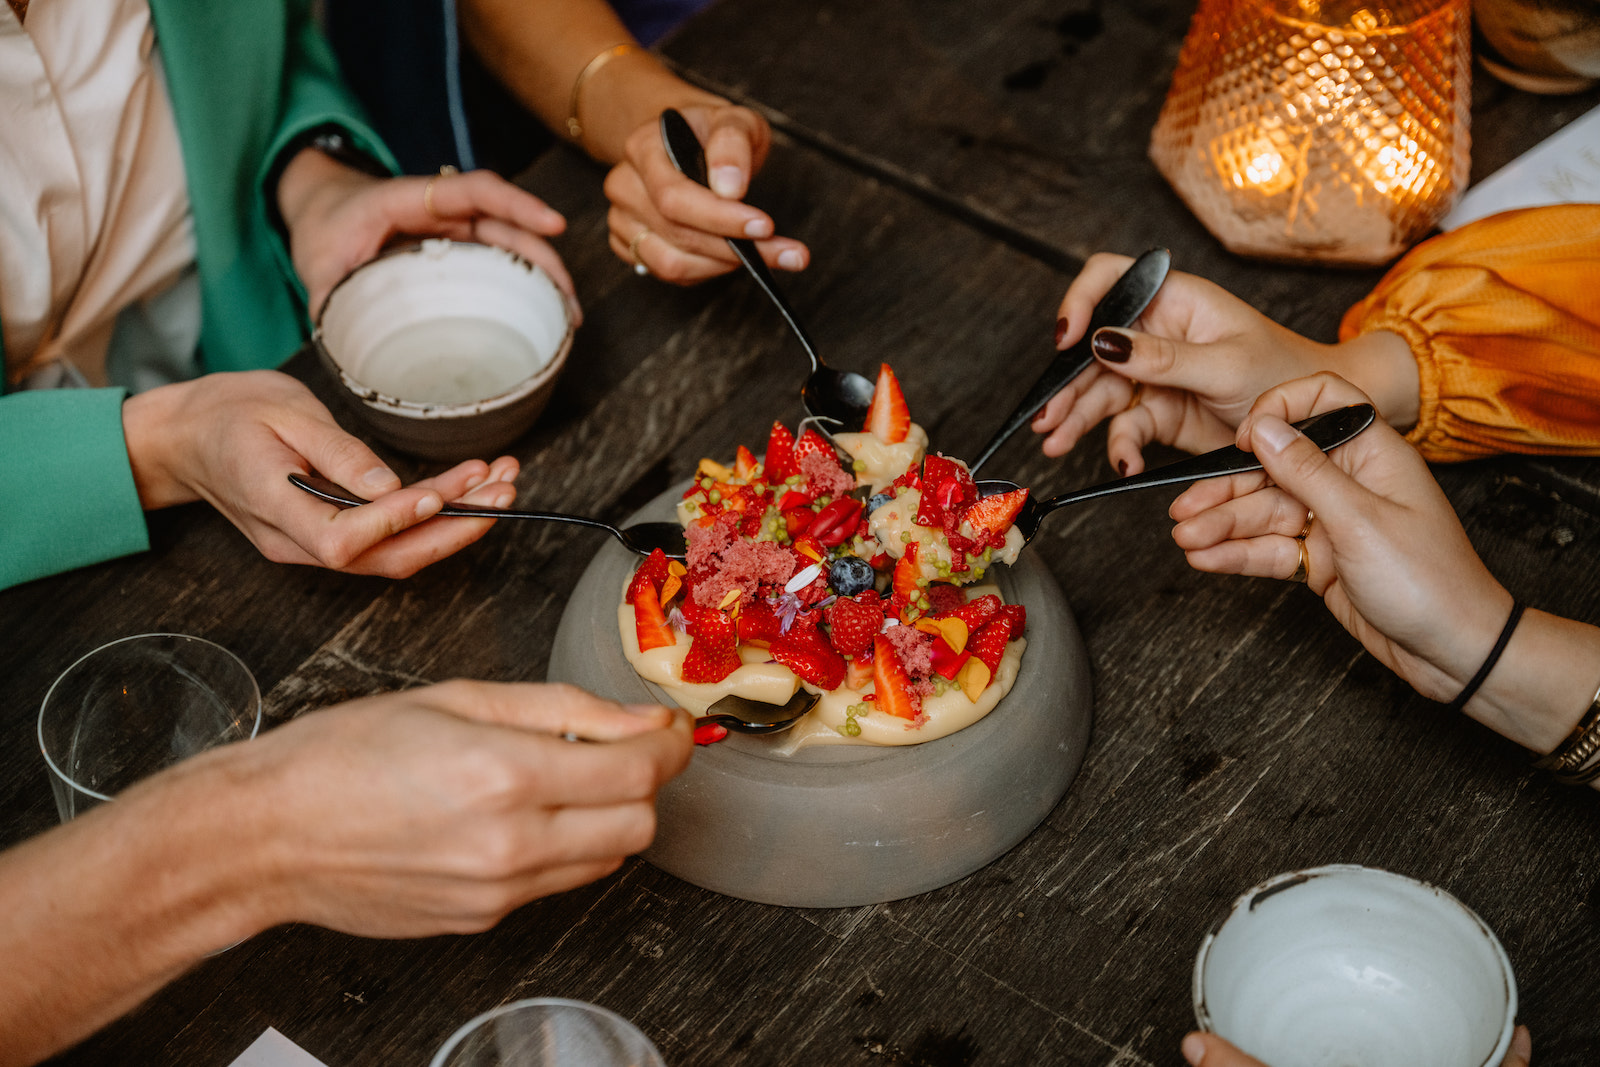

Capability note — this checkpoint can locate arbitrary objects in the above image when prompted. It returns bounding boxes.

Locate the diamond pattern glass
[1150,0,1471,264]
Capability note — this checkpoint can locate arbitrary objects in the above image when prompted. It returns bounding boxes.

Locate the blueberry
[828,556,876,597]
[867,492,893,515]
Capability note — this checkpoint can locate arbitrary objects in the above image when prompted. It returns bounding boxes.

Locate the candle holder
[1149,0,1471,264]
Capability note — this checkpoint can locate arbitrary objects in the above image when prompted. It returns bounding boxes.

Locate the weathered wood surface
[1,2,1596,1064]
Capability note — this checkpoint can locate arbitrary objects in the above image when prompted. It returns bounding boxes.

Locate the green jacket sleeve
[0,390,148,590]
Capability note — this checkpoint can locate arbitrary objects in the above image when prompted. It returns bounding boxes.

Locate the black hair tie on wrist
[1445,600,1525,715]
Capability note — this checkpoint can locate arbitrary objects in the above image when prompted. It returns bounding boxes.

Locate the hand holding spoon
[289,473,688,559]
[659,108,875,433]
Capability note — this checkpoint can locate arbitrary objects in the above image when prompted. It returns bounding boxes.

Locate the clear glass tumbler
[430,999,666,1067]
[38,633,261,821]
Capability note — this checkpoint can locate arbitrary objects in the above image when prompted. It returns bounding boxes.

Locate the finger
[1035,367,1130,455]
[416,169,566,237]
[412,457,521,502]
[1501,1025,1531,1067]
[1181,1032,1270,1067]
[1104,401,1162,476]
[1054,252,1137,350]
[628,133,775,241]
[1233,372,1375,448]
[1172,486,1308,551]
[1090,325,1249,402]
[419,680,682,742]
[1181,531,1302,578]
[1170,469,1272,522]
[1241,413,1372,531]
[700,108,764,199]
[467,217,578,305]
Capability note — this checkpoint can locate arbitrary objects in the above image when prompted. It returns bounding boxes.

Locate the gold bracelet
[566,42,640,146]
[1532,680,1600,783]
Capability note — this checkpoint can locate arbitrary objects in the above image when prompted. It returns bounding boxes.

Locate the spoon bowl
[976,403,1376,545]
[288,473,688,559]
[659,109,874,434]
[694,688,821,735]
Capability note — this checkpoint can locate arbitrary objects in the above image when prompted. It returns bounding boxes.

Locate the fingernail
[710,166,743,197]
[1511,1027,1531,1059]
[778,250,804,271]
[743,217,773,239]
[1117,459,1128,476]
[1053,317,1070,347]
[1181,1033,1207,1066]
[464,472,486,491]
[1092,328,1133,363]
[490,487,515,508]
[414,493,442,520]
[1253,414,1301,453]
[360,466,398,491]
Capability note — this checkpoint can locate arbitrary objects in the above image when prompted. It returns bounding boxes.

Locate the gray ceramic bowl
[549,481,1094,908]
[313,240,575,462]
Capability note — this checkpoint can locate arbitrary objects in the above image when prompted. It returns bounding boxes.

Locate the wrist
[579,58,725,164]
[1334,330,1419,431]
[1461,609,1600,754]
[122,382,194,510]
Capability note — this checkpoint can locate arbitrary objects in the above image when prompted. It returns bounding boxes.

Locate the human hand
[1180,1025,1532,1066]
[1032,253,1416,475]
[603,102,810,284]
[234,681,693,937]
[1168,373,1511,704]
[122,370,521,577]
[276,150,578,320]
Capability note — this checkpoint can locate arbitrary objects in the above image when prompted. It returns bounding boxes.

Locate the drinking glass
[38,633,261,821]
[430,999,665,1067]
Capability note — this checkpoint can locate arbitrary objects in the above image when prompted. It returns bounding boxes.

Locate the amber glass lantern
[1149,0,1471,264]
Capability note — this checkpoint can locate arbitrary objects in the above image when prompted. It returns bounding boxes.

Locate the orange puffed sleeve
[1339,204,1600,463]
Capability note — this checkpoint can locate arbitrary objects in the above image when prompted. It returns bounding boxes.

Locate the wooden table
[11,2,1600,1063]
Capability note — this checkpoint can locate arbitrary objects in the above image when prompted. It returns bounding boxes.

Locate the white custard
[618,578,1025,751]
[833,424,929,492]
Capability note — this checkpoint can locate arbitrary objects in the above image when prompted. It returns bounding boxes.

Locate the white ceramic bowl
[547,480,1094,908]
[314,239,575,461]
[1194,865,1517,1067]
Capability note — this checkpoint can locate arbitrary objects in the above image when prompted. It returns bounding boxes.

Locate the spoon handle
[968,248,1171,475]
[288,473,617,534]
[659,109,824,373]
[1039,404,1376,512]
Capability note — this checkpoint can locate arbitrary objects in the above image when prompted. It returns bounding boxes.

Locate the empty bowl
[314,239,575,461]
[1193,865,1516,1067]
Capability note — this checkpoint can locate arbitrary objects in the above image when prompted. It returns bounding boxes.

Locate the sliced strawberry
[777,489,812,512]
[865,363,911,445]
[771,626,846,690]
[791,429,836,472]
[735,444,760,481]
[925,582,967,615]
[872,634,921,720]
[682,602,741,683]
[961,488,1028,546]
[625,548,671,605]
[936,593,1001,632]
[806,498,863,548]
[929,636,971,680]
[968,614,1015,676]
[827,594,885,657]
[633,584,676,652]
[764,422,798,483]
[738,598,782,647]
[891,542,922,619]
[694,721,729,745]
[997,603,1027,637]
[845,654,875,690]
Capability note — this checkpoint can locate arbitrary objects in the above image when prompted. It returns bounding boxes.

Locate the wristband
[1444,599,1524,715]
[566,43,640,148]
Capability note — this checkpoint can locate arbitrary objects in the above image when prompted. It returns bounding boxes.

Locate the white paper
[227,1028,330,1067]
[1441,104,1600,230]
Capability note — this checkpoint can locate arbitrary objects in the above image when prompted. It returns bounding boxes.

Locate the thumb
[1091,326,1237,398]
[1245,413,1368,524]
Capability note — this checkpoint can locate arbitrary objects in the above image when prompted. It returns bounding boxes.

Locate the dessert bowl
[549,481,1093,908]
[1193,865,1517,1067]
[313,239,575,462]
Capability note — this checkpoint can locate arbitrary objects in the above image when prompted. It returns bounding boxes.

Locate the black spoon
[288,473,687,559]
[659,108,875,434]
[695,689,822,735]
[973,403,1376,545]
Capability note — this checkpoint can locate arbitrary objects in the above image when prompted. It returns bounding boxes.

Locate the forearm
[1464,608,1600,790]
[460,0,724,163]
[0,755,269,1064]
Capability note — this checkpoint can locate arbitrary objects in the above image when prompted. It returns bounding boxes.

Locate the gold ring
[1124,381,1145,412]
[422,164,458,220]
[1289,535,1310,583]
[629,226,652,276]
[1297,511,1314,540]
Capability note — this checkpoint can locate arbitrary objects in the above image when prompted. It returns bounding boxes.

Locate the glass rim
[429,997,658,1067]
[37,632,262,802]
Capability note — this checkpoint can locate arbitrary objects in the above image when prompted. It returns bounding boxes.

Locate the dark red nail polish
[1117,459,1128,476]
[1053,317,1070,347]
[1093,328,1133,362]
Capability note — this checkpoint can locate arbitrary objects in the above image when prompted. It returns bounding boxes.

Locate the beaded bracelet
[1444,600,1524,715]
[1533,681,1600,784]
[566,43,640,148]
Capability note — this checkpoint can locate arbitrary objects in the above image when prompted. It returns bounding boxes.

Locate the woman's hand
[276,150,578,320]
[1032,253,1417,475]
[122,371,520,577]
[603,102,810,284]
[1168,373,1510,703]
[1181,1026,1532,1066]
[231,680,694,936]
